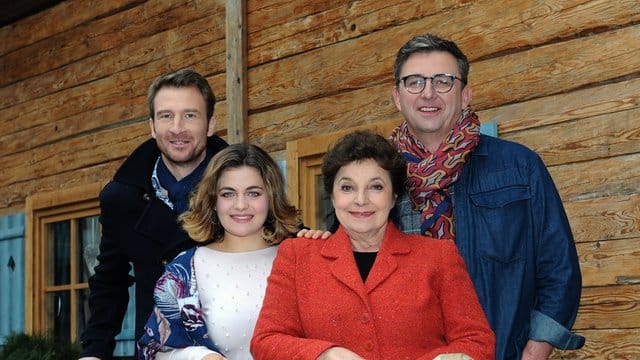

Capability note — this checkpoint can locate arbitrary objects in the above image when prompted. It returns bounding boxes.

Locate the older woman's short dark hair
[322,130,407,198]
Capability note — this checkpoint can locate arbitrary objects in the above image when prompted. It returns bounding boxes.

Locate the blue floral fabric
[137,247,220,359]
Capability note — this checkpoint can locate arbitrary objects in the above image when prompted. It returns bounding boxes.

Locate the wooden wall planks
[1,0,639,357]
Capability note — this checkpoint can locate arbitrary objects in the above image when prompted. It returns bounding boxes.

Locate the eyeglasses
[398,73,464,94]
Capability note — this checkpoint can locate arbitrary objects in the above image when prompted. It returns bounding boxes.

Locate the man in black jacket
[79,69,228,359]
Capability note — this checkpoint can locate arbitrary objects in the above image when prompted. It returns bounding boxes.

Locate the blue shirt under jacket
[395,134,585,359]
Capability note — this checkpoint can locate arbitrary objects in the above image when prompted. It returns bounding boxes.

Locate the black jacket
[79,136,227,359]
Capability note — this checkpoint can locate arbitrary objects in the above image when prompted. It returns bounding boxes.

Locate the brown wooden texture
[248,26,639,151]
[505,107,640,167]
[1,1,639,357]
[578,238,640,287]
[549,154,640,202]
[0,0,144,55]
[565,193,640,243]
[247,0,465,66]
[246,0,640,112]
[0,15,226,112]
[550,329,640,359]
[226,0,249,143]
[0,103,227,205]
[575,286,640,329]
[0,0,224,86]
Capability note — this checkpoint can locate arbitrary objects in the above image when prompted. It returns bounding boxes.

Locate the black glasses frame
[398,73,464,94]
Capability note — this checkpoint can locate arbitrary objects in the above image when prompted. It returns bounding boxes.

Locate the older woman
[251,131,495,360]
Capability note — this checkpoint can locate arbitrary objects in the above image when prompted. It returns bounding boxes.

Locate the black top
[353,251,378,282]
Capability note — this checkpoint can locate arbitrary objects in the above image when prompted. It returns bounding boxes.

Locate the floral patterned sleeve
[137,249,220,359]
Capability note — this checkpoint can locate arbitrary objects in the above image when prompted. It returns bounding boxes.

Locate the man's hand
[297,228,332,239]
[317,346,365,360]
[522,339,553,360]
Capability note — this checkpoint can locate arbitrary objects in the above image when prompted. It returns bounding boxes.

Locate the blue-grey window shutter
[0,212,25,344]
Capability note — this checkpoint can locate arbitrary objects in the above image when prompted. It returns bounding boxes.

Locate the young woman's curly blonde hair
[179,144,300,244]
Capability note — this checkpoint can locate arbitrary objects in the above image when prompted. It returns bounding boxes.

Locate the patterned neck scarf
[152,150,213,214]
[390,109,480,239]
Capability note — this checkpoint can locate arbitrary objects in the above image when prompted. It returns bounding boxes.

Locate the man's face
[149,86,215,179]
[392,51,472,150]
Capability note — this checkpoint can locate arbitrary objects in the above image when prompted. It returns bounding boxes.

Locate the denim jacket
[395,135,584,359]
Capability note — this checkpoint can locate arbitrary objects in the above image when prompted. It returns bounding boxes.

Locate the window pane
[45,291,71,343]
[47,221,70,285]
[78,216,100,281]
[76,288,90,338]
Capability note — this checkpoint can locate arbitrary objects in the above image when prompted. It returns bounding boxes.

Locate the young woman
[138,143,300,360]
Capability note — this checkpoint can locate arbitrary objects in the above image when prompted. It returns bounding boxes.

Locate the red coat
[251,223,495,360]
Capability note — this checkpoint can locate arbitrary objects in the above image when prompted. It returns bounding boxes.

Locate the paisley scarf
[390,109,480,238]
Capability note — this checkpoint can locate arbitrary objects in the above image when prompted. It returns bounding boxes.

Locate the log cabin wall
[1,0,638,358]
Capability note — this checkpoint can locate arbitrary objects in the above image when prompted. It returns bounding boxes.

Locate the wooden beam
[226,0,248,143]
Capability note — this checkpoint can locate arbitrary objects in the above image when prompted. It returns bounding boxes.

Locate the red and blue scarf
[390,109,480,239]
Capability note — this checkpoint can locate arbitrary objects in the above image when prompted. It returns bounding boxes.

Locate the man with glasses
[389,34,584,359]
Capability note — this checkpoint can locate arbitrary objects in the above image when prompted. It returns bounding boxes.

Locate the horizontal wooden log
[574,297,640,330]
[2,0,351,112]
[0,119,229,210]
[248,27,639,153]
[0,0,223,87]
[577,237,640,287]
[1,161,122,209]
[0,122,151,186]
[549,153,640,202]
[248,83,401,152]
[247,0,460,66]
[565,193,640,244]
[3,1,638,159]
[0,100,228,186]
[549,328,640,359]
[0,51,227,157]
[247,0,640,69]
[0,0,142,54]
[247,2,639,111]
[580,284,640,306]
[471,25,640,110]
[251,77,640,161]
[0,12,226,114]
[251,81,640,162]
[1,96,145,157]
[502,107,640,167]
[486,77,640,132]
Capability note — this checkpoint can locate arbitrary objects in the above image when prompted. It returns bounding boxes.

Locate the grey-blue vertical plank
[113,270,136,357]
[0,212,25,344]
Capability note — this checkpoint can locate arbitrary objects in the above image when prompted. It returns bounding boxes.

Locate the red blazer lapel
[321,224,412,296]
[364,223,410,293]
[320,227,367,298]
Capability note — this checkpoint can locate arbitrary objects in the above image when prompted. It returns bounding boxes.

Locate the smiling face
[331,159,396,248]
[392,51,472,152]
[149,85,215,180]
[215,166,270,246]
